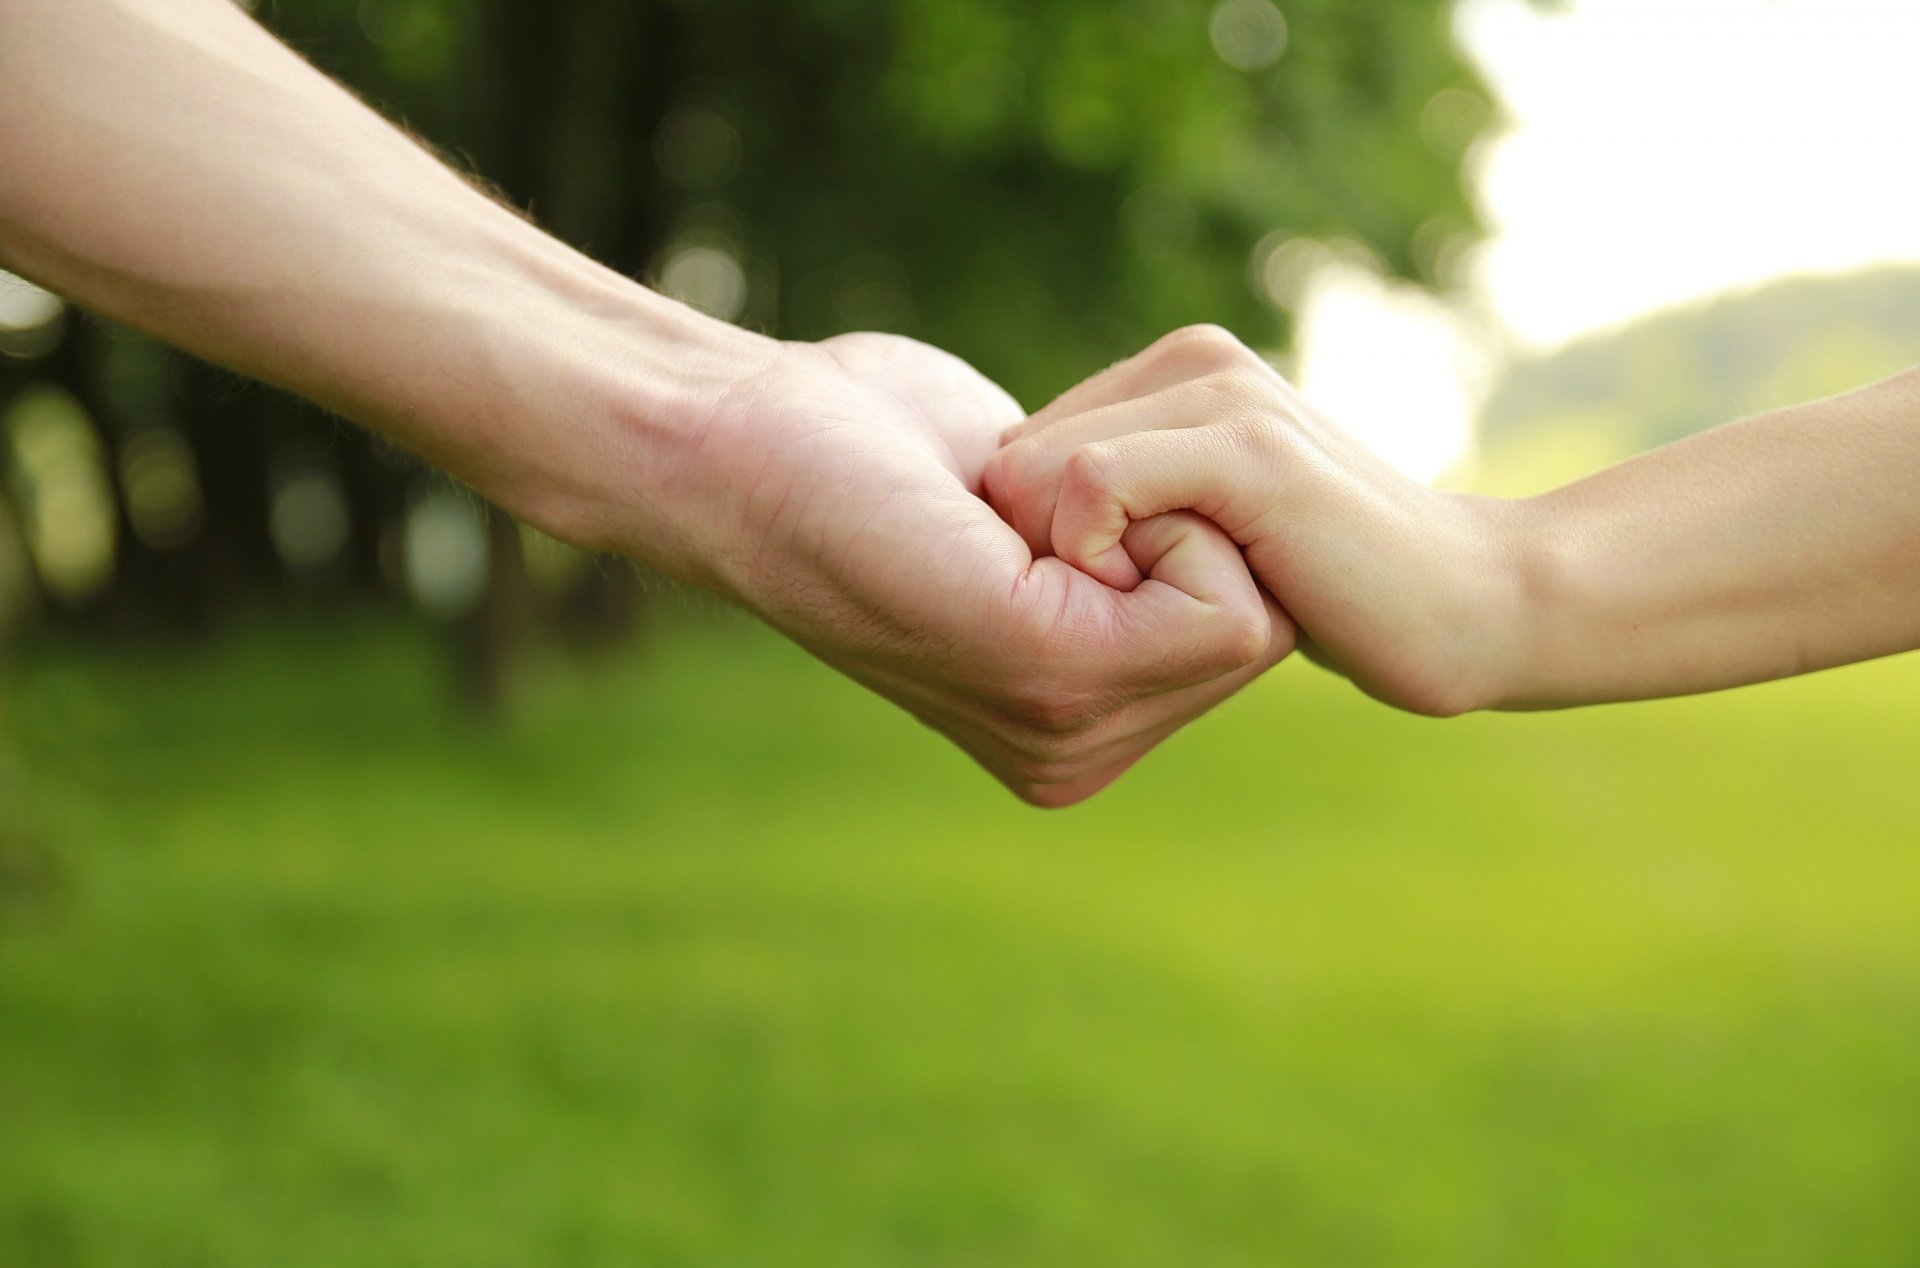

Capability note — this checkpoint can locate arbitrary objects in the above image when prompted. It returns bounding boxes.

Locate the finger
[997,324,1267,449]
[1085,604,1293,781]
[986,376,1263,554]
[949,518,1291,808]
[1052,426,1274,591]
[1002,585,1295,807]
[1102,510,1273,692]
[1121,510,1256,613]
[985,386,1208,556]
[1083,569,1294,754]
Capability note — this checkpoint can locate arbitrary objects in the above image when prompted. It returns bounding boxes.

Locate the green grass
[5,608,1920,1266]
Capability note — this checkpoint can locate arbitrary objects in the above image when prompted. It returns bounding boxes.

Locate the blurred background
[5,0,1920,1263]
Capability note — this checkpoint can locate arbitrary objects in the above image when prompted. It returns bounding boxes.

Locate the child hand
[984,326,1526,718]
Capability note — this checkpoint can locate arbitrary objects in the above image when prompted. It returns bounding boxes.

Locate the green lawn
[5,609,1920,1266]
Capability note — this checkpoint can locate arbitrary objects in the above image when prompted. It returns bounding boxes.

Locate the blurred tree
[0,0,1501,704]
[1482,266,1920,458]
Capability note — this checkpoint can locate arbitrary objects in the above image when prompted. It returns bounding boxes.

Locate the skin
[987,324,1920,716]
[0,0,1291,806]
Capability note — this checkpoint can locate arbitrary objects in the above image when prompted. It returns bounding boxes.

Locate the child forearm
[1499,368,1920,707]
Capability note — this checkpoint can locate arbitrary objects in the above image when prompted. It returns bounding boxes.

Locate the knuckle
[1217,411,1278,462]
[1395,675,1477,720]
[1200,366,1267,405]
[999,741,1104,808]
[989,651,1112,746]
[1061,444,1115,498]
[1006,778,1089,810]
[991,435,1043,496]
[1222,606,1272,669]
[1006,772,1082,810]
[980,443,1020,508]
[1214,413,1285,497]
[1003,583,1068,659]
[1005,683,1099,740]
[985,441,1060,549]
[1155,323,1254,373]
[1185,601,1269,679]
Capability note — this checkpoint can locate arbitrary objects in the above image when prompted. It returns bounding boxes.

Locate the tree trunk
[448,0,682,709]
[454,509,526,714]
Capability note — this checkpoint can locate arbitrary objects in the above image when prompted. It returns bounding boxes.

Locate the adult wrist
[434,240,785,592]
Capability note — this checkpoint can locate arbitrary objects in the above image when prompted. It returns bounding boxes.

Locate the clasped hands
[14,0,1907,789]
[675,322,1525,807]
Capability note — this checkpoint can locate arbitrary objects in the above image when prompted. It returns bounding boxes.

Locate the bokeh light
[1248,232,1333,310]
[2,386,118,605]
[118,424,205,552]
[659,241,748,322]
[403,484,490,617]
[268,446,351,576]
[358,0,436,52]
[1292,258,1488,483]
[0,270,66,361]
[653,106,741,191]
[1209,0,1289,72]
[1419,86,1494,160]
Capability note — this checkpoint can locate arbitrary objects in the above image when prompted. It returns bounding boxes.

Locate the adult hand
[0,0,1292,805]
[662,331,1293,806]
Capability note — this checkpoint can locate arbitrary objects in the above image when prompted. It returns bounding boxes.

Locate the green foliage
[720,0,1493,402]
[1482,265,1920,459]
[262,0,1495,404]
[7,612,1920,1264]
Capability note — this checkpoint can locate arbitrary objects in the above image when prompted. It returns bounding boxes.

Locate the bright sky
[1293,0,1920,481]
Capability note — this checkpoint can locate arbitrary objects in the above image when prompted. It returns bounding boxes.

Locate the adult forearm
[0,0,767,578]
[0,2,1289,804]
[1499,368,1920,707]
